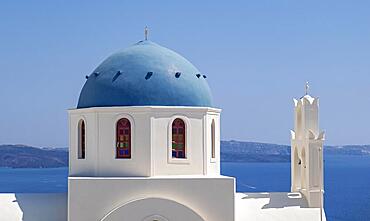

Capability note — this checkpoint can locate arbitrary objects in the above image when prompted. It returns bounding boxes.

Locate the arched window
[172,118,186,159]
[78,120,86,159]
[116,118,131,159]
[211,119,216,159]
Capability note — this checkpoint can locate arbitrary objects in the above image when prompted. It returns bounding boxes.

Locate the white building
[0,38,326,221]
[68,39,232,221]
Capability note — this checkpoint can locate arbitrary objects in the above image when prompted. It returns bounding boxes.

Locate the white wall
[68,106,221,177]
[68,176,235,221]
[101,198,205,221]
[205,113,221,175]
[96,111,151,176]
[69,113,98,176]
[152,111,202,175]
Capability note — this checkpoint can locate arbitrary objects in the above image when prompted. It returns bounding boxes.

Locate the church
[67,29,326,220]
[1,31,326,221]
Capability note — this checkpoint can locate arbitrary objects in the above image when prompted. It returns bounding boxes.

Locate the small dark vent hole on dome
[145,72,153,80]
[175,72,181,78]
[203,75,207,79]
[196,73,201,78]
[112,71,122,82]
[85,75,89,79]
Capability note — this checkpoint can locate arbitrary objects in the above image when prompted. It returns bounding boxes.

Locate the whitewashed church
[1,31,326,221]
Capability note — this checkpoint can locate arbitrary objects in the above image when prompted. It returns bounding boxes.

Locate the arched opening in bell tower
[293,147,301,190]
[301,148,307,190]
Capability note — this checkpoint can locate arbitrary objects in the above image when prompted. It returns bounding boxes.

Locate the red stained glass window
[116,118,131,159]
[172,118,186,159]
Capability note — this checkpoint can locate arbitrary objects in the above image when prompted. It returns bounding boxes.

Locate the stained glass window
[172,118,186,159]
[116,118,131,159]
[78,120,86,159]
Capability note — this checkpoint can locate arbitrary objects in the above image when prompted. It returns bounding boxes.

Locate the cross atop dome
[144,26,149,40]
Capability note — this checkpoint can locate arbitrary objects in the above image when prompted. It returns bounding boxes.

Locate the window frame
[171,118,186,159]
[115,116,134,160]
[167,116,191,164]
[77,118,86,160]
[211,119,216,160]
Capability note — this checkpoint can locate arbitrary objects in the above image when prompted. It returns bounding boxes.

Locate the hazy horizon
[1,1,370,147]
[1,139,369,149]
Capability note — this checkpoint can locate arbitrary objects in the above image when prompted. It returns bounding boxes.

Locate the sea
[0,155,369,221]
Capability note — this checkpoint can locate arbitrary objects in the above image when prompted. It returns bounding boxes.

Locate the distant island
[0,145,68,168]
[0,141,369,168]
[221,140,370,162]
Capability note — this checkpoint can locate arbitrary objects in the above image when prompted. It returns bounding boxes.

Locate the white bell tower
[291,83,325,208]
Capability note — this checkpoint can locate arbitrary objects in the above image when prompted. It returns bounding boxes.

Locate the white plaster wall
[69,108,153,177]
[68,106,221,177]
[204,113,220,175]
[97,111,151,176]
[150,107,220,176]
[69,112,98,176]
[304,98,319,136]
[68,176,235,221]
[151,112,203,175]
[101,198,205,221]
[307,140,324,208]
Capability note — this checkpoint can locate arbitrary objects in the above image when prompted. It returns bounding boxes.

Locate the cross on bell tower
[305,81,309,95]
[291,83,325,209]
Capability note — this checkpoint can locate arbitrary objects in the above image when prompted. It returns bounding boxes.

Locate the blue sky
[0,0,369,147]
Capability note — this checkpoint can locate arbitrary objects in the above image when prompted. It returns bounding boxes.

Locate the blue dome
[77,40,213,108]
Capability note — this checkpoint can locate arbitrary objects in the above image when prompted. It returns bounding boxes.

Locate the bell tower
[291,83,325,208]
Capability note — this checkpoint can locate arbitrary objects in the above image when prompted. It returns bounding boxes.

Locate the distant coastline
[221,140,370,162]
[0,145,68,168]
[0,141,369,168]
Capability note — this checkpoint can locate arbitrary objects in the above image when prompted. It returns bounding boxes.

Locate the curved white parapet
[0,194,22,221]
[235,192,326,221]
[0,193,67,221]
[100,197,204,221]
